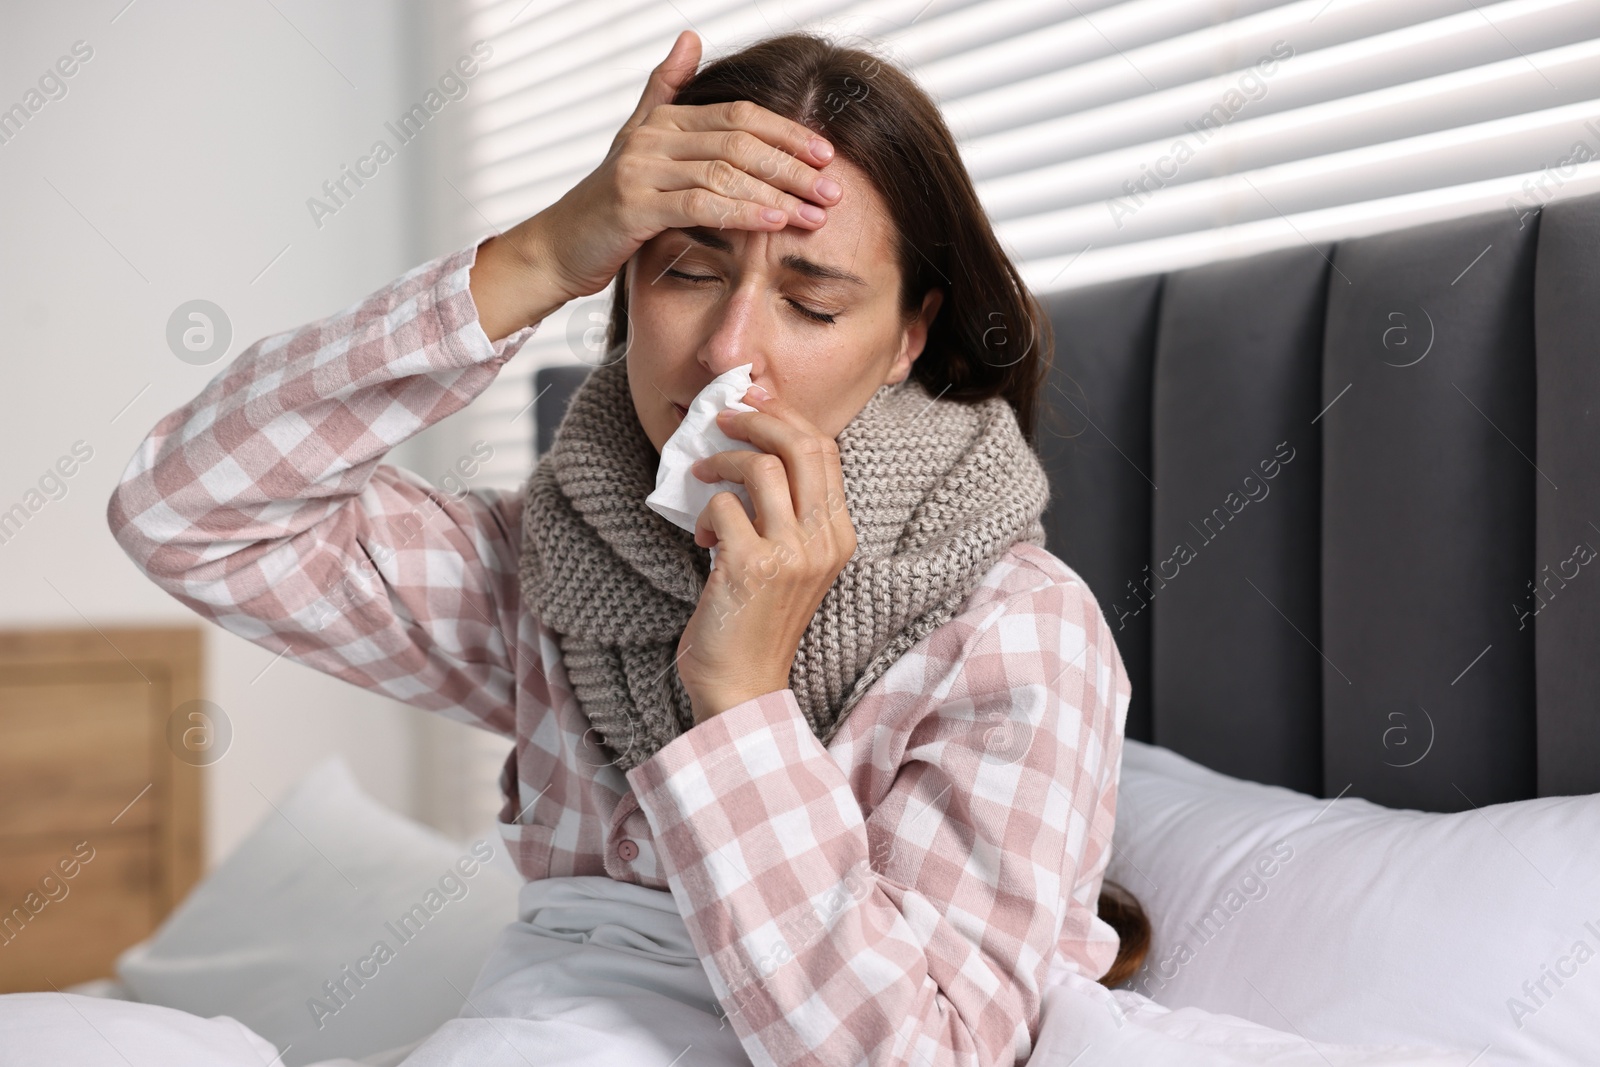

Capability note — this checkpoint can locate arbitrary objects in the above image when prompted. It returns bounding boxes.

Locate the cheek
[770,337,894,438]
[628,276,714,368]
[624,359,672,453]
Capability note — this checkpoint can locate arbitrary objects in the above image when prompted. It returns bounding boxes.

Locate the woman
[109,28,1147,1067]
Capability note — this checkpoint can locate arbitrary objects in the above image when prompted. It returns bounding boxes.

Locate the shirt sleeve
[625,575,1132,1067]
[106,233,543,736]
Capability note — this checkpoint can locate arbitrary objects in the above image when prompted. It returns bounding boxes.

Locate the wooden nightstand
[0,627,204,992]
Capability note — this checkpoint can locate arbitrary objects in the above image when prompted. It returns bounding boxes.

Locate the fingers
[668,100,833,173]
[713,392,845,537]
[691,392,857,583]
[621,31,701,136]
[656,182,787,235]
[661,185,795,234]
[694,490,762,552]
[649,155,831,231]
[646,101,839,230]
[663,130,842,218]
[693,449,797,533]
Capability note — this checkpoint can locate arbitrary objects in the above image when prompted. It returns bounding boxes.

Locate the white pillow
[0,993,280,1067]
[1105,740,1600,1067]
[117,758,520,1067]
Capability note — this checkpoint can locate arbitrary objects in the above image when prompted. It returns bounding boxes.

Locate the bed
[4,191,1598,1066]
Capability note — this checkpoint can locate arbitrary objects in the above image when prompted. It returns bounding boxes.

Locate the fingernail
[809,137,833,161]
[815,177,841,200]
[745,384,770,402]
[798,204,825,223]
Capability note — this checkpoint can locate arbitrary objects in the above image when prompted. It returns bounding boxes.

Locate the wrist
[688,679,787,725]
[468,214,575,343]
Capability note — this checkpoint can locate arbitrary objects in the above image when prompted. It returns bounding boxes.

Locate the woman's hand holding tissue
[675,386,858,724]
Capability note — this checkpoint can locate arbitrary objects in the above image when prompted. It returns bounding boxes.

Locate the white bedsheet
[0,874,1477,1066]
[390,874,748,1067]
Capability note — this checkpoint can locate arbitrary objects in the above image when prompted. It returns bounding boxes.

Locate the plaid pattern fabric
[108,234,1133,1067]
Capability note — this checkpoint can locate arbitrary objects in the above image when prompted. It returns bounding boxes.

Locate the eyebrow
[672,226,867,287]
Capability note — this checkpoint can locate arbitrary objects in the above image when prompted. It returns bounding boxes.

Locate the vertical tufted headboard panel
[1041,193,1600,810]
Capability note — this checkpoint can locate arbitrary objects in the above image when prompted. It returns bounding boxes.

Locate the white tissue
[645,363,760,566]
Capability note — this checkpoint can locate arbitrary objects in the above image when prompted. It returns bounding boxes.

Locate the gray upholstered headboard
[534,191,1600,814]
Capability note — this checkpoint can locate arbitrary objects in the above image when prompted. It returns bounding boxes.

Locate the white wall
[0,0,506,865]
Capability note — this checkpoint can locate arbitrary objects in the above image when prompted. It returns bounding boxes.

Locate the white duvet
[0,874,1473,1067]
[1033,972,1474,1067]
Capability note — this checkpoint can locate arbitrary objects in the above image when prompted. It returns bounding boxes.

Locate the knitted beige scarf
[517,351,1050,773]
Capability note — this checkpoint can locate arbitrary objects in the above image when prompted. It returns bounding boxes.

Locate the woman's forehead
[805,154,894,267]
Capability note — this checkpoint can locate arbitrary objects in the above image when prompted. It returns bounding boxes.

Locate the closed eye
[663,268,838,325]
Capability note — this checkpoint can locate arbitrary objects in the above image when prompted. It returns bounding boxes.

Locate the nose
[698,281,768,382]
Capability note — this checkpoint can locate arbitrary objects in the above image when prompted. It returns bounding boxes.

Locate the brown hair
[1095,879,1152,988]
[606,29,1150,986]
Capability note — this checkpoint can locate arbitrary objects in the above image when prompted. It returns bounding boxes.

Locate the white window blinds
[433,0,1600,489]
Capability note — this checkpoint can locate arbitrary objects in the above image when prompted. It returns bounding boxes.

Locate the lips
[672,402,688,418]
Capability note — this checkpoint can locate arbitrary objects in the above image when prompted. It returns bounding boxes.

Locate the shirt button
[617,839,639,862]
